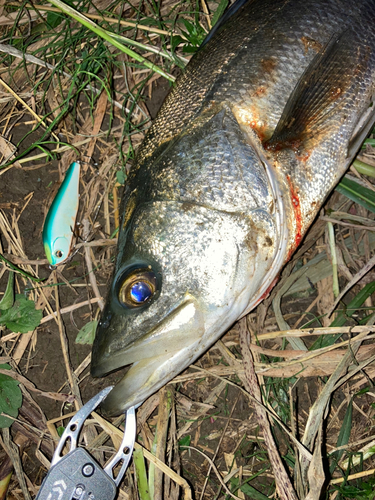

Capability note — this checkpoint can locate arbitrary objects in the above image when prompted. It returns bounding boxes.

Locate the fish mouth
[92,294,205,415]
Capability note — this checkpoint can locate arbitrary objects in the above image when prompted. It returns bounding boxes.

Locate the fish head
[91,105,285,415]
[92,198,279,415]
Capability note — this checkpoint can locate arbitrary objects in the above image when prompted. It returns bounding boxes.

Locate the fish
[91,0,375,415]
[43,161,80,266]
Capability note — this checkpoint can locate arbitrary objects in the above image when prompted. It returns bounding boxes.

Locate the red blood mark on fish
[264,137,311,162]
[253,276,279,307]
[233,105,270,142]
[286,174,302,254]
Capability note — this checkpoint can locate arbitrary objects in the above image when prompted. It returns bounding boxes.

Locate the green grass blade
[239,483,272,500]
[335,176,375,214]
[47,0,175,82]
[133,447,151,500]
[329,399,352,474]
[211,0,229,27]
[310,280,375,349]
[148,432,157,499]
[353,159,375,178]
[110,32,177,63]
[0,254,44,283]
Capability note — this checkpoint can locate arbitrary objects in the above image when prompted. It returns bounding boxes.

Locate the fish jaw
[94,289,250,415]
[91,294,205,380]
[96,294,207,414]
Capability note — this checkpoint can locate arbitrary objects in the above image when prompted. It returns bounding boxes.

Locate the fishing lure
[42,161,80,266]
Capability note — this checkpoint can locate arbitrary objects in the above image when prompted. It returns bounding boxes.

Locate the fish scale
[92,0,375,415]
[138,0,364,163]
[136,0,291,165]
[150,108,273,212]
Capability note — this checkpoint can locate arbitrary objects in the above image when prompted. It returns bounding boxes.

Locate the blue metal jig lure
[42,161,80,266]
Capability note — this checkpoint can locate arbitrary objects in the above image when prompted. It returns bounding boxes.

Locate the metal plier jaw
[36,387,136,500]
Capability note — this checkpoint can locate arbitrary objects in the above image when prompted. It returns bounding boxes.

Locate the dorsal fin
[200,0,251,48]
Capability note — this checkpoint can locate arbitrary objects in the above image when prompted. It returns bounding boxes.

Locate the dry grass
[0,1,375,499]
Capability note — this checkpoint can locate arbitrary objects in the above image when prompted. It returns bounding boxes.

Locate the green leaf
[211,0,229,27]
[179,18,207,53]
[182,44,200,54]
[336,176,375,214]
[0,272,14,311]
[75,320,97,345]
[355,387,370,396]
[0,364,22,428]
[116,170,126,185]
[57,426,65,437]
[0,294,43,333]
[133,448,151,500]
[333,484,365,498]
[171,35,185,52]
[181,19,196,36]
[179,435,191,448]
[353,159,375,178]
[240,483,270,500]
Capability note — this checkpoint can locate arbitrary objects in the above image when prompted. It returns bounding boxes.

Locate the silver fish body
[92,0,375,415]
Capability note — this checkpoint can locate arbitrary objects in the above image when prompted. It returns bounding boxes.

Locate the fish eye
[55,249,63,258]
[118,268,157,308]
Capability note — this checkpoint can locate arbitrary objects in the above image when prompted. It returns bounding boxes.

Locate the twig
[300,331,369,485]
[75,238,117,249]
[181,446,241,500]
[200,394,240,500]
[154,387,172,500]
[85,91,108,162]
[330,468,375,484]
[41,297,101,324]
[0,429,31,500]
[82,219,104,310]
[53,271,82,411]
[8,2,184,38]
[113,186,120,231]
[94,416,193,499]
[320,215,375,231]
[239,318,299,500]
[256,325,375,341]
[327,221,339,297]
[0,369,73,402]
[0,76,59,143]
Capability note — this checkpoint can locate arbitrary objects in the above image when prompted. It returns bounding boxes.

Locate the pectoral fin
[266,30,369,153]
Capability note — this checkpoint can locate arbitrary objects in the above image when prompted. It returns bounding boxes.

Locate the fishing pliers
[35,386,136,500]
